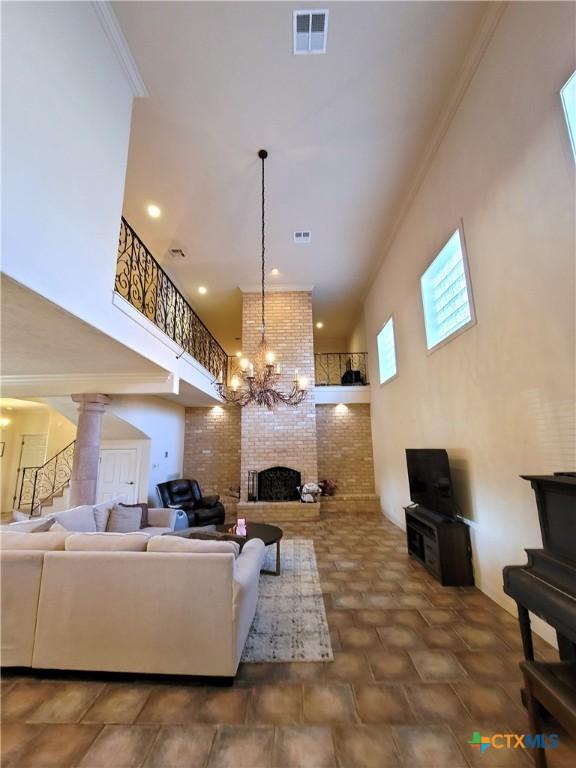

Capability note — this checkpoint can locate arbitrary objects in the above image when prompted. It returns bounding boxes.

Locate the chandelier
[214,149,307,409]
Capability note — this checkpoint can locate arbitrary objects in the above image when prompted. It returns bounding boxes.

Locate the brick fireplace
[238,289,319,522]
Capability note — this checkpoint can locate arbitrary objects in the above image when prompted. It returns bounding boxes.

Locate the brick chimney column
[69,394,110,506]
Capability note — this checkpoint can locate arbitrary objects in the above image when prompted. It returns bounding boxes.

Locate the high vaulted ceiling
[115,1,488,352]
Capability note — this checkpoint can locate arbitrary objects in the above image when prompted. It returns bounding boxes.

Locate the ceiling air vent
[293,10,328,55]
[168,248,186,259]
[294,230,312,244]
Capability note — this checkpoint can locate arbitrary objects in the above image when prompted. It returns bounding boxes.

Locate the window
[561,70,576,161]
[377,317,397,384]
[293,10,328,55]
[420,227,475,351]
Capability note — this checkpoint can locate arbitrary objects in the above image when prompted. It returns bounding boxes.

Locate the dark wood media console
[404,505,474,586]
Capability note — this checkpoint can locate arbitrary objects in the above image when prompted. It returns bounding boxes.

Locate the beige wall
[347,315,367,354]
[364,2,575,643]
[313,337,348,354]
[316,404,375,494]
[0,404,76,516]
[240,291,318,500]
[108,396,185,504]
[184,406,241,498]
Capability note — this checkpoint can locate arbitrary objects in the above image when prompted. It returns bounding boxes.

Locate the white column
[69,394,110,507]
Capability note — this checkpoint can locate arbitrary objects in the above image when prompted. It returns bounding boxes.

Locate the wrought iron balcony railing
[115,218,228,380]
[17,440,76,515]
[314,352,369,386]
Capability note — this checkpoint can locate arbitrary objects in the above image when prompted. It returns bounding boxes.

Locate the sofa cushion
[106,505,142,533]
[148,536,240,557]
[1,517,54,533]
[54,506,97,532]
[143,526,172,537]
[65,532,150,552]
[0,531,69,551]
[92,500,115,532]
[118,502,149,529]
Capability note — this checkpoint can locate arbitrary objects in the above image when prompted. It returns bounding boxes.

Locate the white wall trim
[1,372,178,398]
[314,385,371,405]
[91,1,148,97]
[364,1,507,291]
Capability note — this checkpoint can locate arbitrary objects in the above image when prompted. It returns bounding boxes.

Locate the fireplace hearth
[257,466,301,502]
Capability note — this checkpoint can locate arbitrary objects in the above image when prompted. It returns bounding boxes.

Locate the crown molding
[91,1,148,97]
[239,284,315,294]
[364,1,507,292]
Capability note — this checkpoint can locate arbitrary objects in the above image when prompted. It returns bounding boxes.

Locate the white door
[97,448,138,503]
[14,433,48,507]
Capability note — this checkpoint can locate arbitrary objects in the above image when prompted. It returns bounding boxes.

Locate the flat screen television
[406,448,456,518]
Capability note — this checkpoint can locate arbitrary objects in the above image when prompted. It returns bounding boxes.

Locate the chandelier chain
[261,151,266,340]
[213,148,307,409]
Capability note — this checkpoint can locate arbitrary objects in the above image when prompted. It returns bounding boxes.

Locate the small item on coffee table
[236,517,247,536]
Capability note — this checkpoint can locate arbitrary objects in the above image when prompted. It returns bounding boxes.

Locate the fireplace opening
[257,466,301,502]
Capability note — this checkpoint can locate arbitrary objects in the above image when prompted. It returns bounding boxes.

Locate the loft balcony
[114,218,228,382]
[314,352,369,387]
[114,219,370,404]
[314,352,370,404]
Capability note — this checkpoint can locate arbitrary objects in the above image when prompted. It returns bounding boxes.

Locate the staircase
[16,441,76,517]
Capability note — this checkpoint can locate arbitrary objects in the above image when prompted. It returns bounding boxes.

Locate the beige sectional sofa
[0,530,265,678]
[2,501,178,536]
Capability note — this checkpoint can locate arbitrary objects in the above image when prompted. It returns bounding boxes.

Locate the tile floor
[2,513,575,767]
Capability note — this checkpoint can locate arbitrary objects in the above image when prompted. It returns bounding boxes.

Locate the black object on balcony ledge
[115,218,228,379]
[314,352,369,386]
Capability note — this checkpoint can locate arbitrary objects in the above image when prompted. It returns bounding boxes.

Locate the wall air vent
[168,248,186,258]
[294,230,312,244]
[293,10,328,55]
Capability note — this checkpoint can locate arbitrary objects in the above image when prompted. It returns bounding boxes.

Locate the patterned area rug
[241,538,333,663]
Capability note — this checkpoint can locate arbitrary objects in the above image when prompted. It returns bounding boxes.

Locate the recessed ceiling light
[316,322,324,329]
[271,268,279,276]
[235,351,243,358]
[198,286,207,295]
[147,204,161,219]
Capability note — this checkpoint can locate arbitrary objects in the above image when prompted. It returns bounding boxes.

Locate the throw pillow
[49,521,68,532]
[171,529,246,551]
[148,536,240,557]
[92,500,115,532]
[106,504,143,533]
[54,505,97,532]
[65,532,150,552]
[117,502,149,529]
[1,517,54,533]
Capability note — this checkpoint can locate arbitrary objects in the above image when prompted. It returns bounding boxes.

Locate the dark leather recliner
[156,479,225,527]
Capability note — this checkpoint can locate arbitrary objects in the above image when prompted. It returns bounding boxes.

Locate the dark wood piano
[503,474,576,662]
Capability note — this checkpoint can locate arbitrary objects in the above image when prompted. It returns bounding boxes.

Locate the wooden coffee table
[216,522,283,576]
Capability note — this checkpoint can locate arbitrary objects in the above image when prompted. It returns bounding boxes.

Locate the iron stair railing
[115,217,229,380]
[17,440,76,516]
